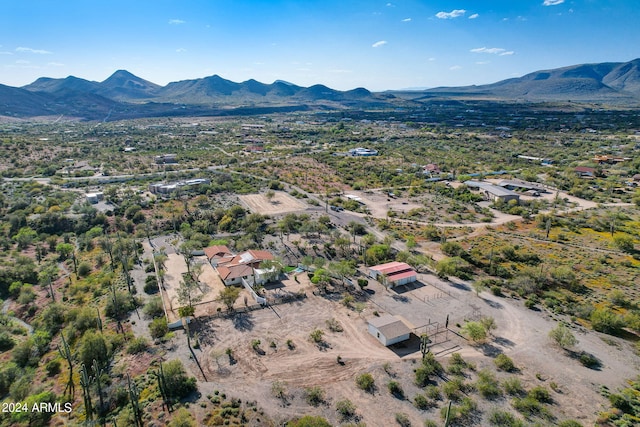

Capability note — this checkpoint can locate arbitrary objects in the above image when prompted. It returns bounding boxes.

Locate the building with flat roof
[465,180,520,204]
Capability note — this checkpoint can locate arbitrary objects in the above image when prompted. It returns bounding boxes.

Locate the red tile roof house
[204,246,275,286]
[368,261,417,288]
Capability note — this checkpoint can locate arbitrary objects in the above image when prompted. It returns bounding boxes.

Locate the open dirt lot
[174,273,640,426]
[239,191,308,215]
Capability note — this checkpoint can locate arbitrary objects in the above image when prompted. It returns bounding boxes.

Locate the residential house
[574,167,596,178]
[464,180,520,204]
[209,248,275,286]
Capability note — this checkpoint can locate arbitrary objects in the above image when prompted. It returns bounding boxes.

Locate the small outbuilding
[368,315,412,347]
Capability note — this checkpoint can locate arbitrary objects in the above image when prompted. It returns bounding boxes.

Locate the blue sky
[1,1,639,91]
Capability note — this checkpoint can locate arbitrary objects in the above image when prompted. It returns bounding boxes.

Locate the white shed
[368,315,411,346]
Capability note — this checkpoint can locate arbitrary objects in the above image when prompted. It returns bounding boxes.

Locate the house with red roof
[203,245,275,286]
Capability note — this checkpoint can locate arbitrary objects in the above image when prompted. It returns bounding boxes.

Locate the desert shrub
[557,421,583,427]
[288,416,331,427]
[462,321,487,342]
[388,380,404,399]
[0,332,15,351]
[149,317,169,339]
[45,359,61,376]
[336,399,356,420]
[528,386,552,403]
[143,297,165,319]
[168,407,197,427]
[440,397,477,424]
[512,396,551,419]
[413,394,431,410]
[476,369,502,399]
[395,412,411,427]
[325,318,343,332]
[356,372,375,393]
[71,306,99,332]
[488,409,525,427]
[590,308,625,335]
[495,354,516,372]
[144,276,159,294]
[415,352,443,387]
[578,351,601,369]
[309,328,324,343]
[443,377,466,401]
[549,323,578,348]
[425,385,441,400]
[502,377,524,396]
[304,386,325,406]
[77,262,92,277]
[126,337,149,354]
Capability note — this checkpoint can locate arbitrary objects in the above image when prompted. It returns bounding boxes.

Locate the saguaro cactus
[79,363,94,422]
[57,332,74,398]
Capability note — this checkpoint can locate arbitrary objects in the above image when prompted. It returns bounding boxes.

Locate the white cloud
[428,57,436,61]
[450,65,462,70]
[402,18,412,22]
[16,47,52,54]
[436,9,466,19]
[15,60,30,64]
[168,19,186,25]
[476,61,490,65]
[372,40,387,48]
[471,47,514,56]
[543,0,564,5]
[328,69,352,74]
[468,13,479,19]
[176,48,187,53]
[0,51,12,55]
[386,3,395,7]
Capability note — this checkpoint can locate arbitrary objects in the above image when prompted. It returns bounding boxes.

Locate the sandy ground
[239,191,307,215]
[164,271,640,426]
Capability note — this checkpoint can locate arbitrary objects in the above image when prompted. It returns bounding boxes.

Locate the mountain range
[2,59,640,120]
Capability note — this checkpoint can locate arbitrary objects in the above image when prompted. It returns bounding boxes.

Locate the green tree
[162,359,197,401]
[219,286,241,311]
[330,260,356,286]
[177,274,202,309]
[591,308,625,335]
[14,227,37,250]
[55,242,74,260]
[149,317,169,339]
[79,330,109,369]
